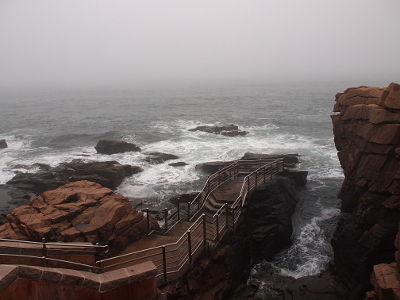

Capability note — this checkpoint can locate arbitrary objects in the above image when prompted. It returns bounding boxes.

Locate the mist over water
[0,79,391,278]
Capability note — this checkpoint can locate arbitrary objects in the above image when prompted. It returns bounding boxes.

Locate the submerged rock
[189,124,248,136]
[168,161,188,167]
[0,180,160,255]
[144,152,179,164]
[95,139,141,154]
[0,139,7,149]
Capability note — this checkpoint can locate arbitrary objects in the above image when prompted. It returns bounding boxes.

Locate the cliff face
[331,83,400,297]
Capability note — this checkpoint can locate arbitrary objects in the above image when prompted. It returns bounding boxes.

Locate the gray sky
[1,0,399,89]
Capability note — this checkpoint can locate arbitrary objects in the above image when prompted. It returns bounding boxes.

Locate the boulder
[6,160,142,193]
[0,139,7,149]
[0,185,32,220]
[195,160,233,174]
[0,181,161,255]
[95,140,141,155]
[243,177,299,260]
[379,82,400,110]
[189,124,248,136]
[168,162,187,167]
[144,152,179,164]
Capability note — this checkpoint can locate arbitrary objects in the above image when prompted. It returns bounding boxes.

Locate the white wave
[272,204,340,278]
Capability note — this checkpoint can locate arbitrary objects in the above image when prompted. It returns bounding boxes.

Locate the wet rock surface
[94,139,141,154]
[144,152,179,164]
[0,185,33,224]
[331,83,400,299]
[189,124,247,136]
[6,159,142,193]
[243,177,299,261]
[0,180,160,255]
[157,174,306,299]
[195,153,301,175]
[0,139,7,149]
[240,262,348,300]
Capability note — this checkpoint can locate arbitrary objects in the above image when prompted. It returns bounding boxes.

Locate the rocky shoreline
[157,175,305,300]
[331,83,400,299]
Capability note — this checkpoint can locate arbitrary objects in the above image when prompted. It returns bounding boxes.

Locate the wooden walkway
[97,158,285,282]
[0,157,288,285]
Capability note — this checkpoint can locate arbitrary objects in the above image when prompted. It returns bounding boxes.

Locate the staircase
[203,176,246,214]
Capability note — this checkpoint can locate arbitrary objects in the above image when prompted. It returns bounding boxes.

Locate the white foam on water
[271,202,340,278]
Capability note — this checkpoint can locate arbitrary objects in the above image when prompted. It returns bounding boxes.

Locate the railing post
[146,208,150,234]
[99,260,104,273]
[202,214,207,245]
[264,167,266,183]
[187,231,192,265]
[187,202,191,222]
[177,199,180,221]
[225,203,229,230]
[216,214,220,241]
[255,171,258,187]
[162,246,167,282]
[247,177,250,192]
[42,237,47,267]
[164,208,168,232]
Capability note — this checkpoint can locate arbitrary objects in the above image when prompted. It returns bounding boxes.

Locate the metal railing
[147,158,284,235]
[0,158,284,282]
[100,158,284,283]
[0,238,109,272]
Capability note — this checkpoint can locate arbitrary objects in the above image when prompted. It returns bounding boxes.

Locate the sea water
[0,79,390,279]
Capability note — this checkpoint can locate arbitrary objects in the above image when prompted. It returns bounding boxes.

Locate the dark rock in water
[195,153,301,175]
[279,169,308,186]
[158,174,304,300]
[0,139,7,149]
[0,185,32,224]
[169,192,199,205]
[95,139,141,154]
[168,161,187,167]
[244,177,299,261]
[195,160,234,174]
[189,124,248,136]
[7,159,142,193]
[144,152,179,164]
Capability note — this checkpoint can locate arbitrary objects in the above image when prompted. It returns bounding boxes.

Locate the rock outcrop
[243,177,300,261]
[189,124,247,136]
[7,160,142,193]
[144,152,179,164]
[195,153,301,175]
[95,140,141,154]
[331,83,400,298]
[366,223,400,300]
[157,172,304,299]
[0,181,160,255]
[0,139,7,149]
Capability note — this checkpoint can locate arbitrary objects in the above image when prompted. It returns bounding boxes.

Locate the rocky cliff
[331,83,400,298]
[0,180,160,255]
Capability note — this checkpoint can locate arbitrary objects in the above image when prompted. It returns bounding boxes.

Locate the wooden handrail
[0,158,285,284]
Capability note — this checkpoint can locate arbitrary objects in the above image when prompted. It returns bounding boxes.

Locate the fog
[1,0,399,89]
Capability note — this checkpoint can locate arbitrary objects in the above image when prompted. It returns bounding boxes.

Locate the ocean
[0,79,390,281]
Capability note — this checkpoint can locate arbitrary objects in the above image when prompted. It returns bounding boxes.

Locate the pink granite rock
[0,181,160,255]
